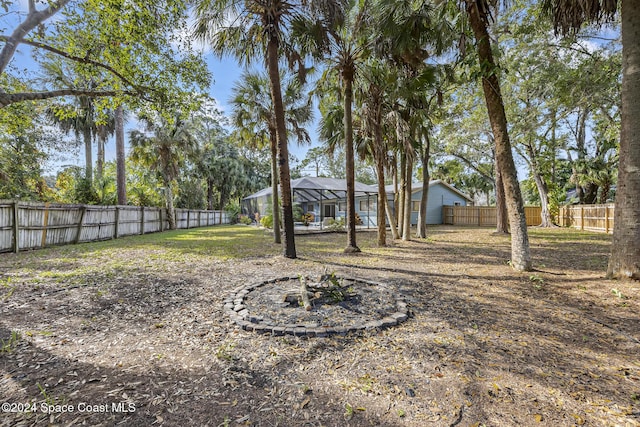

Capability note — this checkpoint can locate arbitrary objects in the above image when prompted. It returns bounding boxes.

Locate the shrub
[260,214,273,229]
[238,215,252,225]
[326,217,346,232]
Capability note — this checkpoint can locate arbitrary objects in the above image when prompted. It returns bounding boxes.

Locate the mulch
[1,226,639,427]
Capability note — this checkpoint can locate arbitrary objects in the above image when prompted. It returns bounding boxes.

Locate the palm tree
[464,0,532,271]
[307,0,370,253]
[194,0,344,259]
[230,71,312,243]
[129,115,197,229]
[95,110,116,181]
[541,0,638,279]
[372,0,455,241]
[357,58,398,245]
[46,95,96,183]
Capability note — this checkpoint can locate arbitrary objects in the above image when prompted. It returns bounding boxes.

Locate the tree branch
[0,89,139,108]
[0,0,71,74]
[1,36,144,92]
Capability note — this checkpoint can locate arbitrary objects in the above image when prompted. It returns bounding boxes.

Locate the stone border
[224,276,409,337]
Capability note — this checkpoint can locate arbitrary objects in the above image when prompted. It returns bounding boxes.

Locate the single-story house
[242,177,472,226]
[387,181,474,225]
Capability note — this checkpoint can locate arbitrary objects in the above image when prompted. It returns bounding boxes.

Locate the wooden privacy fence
[442,205,542,227]
[0,200,230,253]
[558,204,614,234]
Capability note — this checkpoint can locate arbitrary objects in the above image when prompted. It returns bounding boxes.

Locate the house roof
[384,180,473,202]
[243,177,378,203]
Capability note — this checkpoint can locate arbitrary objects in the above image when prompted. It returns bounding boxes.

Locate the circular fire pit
[224,275,409,337]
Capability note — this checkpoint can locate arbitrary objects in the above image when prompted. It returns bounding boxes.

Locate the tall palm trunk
[343,65,360,253]
[83,126,92,182]
[402,155,413,241]
[390,156,399,236]
[467,0,531,271]
[115,105,126,205]
[97,133,105,181]
[267,33,296,258]
[269,127,281,244]
[607,2,640,279]
[416,135,431,238]
[398,154,406,235]
[373,121,387,246]
[165,180,176,230]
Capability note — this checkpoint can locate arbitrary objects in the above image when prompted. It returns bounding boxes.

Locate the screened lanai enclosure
[242,177,379,228]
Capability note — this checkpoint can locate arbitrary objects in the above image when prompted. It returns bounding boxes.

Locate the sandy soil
[0,226,638,427]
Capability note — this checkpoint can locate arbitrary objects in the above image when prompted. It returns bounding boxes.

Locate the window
[307,203,314,212]
[412,201,420,212]
[338,202,346,212]
[359,200,375,211]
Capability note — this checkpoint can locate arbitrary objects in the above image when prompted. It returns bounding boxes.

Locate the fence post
[75,206,86,244]
[605,205,610,234]
[114,206,120,239]
[580,206,585,230]
[140,206,145,235]
[12,201,19,253]
[160,209,165,232]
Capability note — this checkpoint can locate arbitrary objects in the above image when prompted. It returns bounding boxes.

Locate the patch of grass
[215,341,237,361]
[1,330,20,353]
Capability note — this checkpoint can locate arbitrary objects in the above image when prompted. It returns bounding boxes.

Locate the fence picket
[558,204,615,234]
[0,199,231,253]
[442,206,542,227]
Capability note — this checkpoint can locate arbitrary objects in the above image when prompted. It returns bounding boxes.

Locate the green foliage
[326,217,346,232]
[225,200,242,224]
[175,177,206,209]
[239,215,253,225]
[1,0,210,112]
[1,331,20,354]
[73,177,100,204]
[53,167,101,204]
[0,96,65,201]
[260,214,274,229]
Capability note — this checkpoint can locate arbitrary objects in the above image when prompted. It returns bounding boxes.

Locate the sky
[2,1,320,175]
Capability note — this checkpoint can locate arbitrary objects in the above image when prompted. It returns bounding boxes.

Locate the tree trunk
[97,134,105,181]
[607,2,640,280]
[0,0,72,75]
[533,170,553,227]
[343,65,360,253]
[494,159,509,234]
[575,108,589,202]
[207,178,214,210]
[384,194,400,240]
[165,181,176,230]
[83,125,92,182]
[115,105,126,205]
[373,122,387,246]
[467,0,531,271]
[398,154,406,236]
[526,143,554,227]
[392,154,399,229]
[269,128,281,244]
[402,155,413,241]
[416,135,431,239]
[267,34,296,258]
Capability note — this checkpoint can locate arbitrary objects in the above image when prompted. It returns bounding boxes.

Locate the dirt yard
[1,225,638,427]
